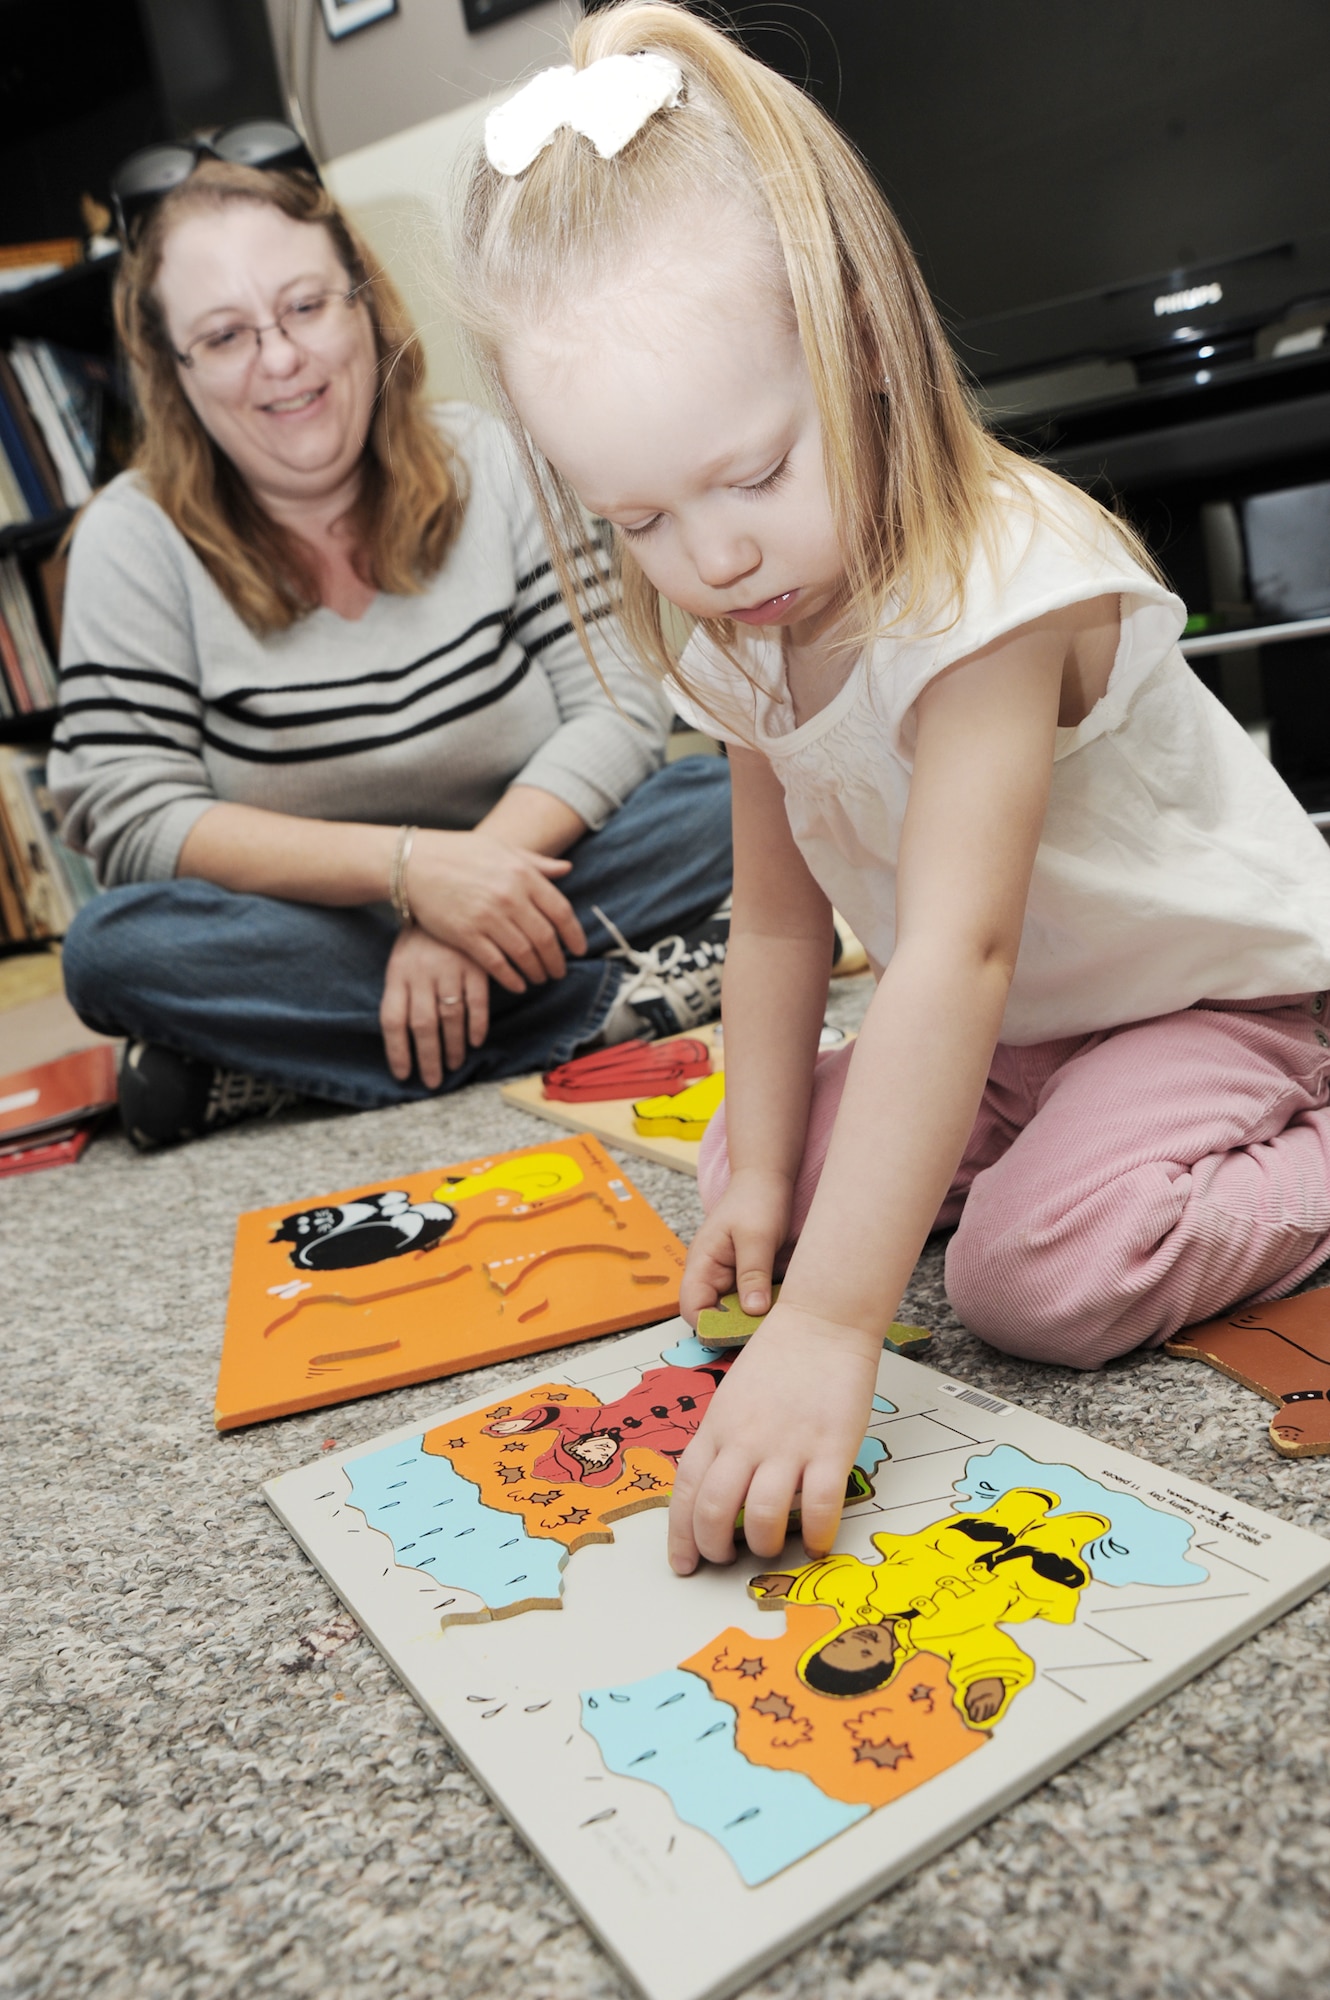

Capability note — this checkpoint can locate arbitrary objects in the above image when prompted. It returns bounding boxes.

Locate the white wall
[264,0,580,161]
[324,94,498,401]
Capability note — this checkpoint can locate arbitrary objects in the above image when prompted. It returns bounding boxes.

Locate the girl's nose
[690,530,762,594]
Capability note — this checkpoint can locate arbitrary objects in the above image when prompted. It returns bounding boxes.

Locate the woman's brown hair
[455,1,1156,704]
[116,159,464,635]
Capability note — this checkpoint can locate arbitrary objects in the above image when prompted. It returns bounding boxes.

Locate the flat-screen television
[685,1,1330,385]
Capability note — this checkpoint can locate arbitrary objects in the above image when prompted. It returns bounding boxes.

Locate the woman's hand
[668,1301,881,1574]
[406,829,586,991]
[680,1165,795,1324]
[380,927,490,1086]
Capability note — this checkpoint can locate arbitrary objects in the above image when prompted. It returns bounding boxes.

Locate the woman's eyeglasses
[111,121,321,243]
[175,287,364,384]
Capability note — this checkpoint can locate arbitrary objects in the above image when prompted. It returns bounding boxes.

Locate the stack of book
[0,745,97,944]
[0,1043,118,1177]
[0,338,104,525]
[0,554,58,715]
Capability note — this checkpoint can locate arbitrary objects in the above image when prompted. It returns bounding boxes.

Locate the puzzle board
[216,1136,684,1429]
[265,1321,1330,2000]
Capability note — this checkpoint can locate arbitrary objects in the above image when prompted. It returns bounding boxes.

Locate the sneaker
[118,1039,299,1152]
[595,906,728,1039]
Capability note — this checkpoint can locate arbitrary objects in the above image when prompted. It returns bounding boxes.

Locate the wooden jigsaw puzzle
[266,1321,1330,2000]
[1167,1292,1330,1456]
[215,1136,685,1429]
[501,1023,852,1175]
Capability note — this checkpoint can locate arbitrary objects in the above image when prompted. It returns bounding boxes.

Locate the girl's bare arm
[669,600,1096,1575]
[677,745,833,1323]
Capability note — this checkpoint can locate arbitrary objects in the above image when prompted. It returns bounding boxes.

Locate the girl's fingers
[796,1461,849,1561]
[667,1433,717,1576]
[690,1452,756,1568]
[731,1219,784,1315]
[737,1461,801,1561]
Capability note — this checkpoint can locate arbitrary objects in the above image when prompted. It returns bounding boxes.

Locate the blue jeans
[62,757,732,1108]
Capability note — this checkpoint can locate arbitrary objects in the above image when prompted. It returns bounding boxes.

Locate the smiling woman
[48,157,732,1149]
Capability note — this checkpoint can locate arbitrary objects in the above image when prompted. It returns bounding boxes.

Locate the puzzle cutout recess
[215,1136,685,1428]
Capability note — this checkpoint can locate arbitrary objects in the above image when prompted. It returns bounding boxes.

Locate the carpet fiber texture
[5,976,1330,2000]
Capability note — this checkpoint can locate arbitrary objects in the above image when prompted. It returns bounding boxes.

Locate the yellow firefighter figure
[750,1487,1109,1728]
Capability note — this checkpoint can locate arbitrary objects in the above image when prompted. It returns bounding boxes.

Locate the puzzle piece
[697,1284,932,1359]
[542,1037,712,1102]
[633,1070,726,1140]
[1166,1293,1330,1457]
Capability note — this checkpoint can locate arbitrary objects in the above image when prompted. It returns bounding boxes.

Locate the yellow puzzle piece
[632,1070,726,1140]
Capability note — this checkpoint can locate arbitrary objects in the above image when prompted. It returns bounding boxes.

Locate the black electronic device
[671,0,1330,392]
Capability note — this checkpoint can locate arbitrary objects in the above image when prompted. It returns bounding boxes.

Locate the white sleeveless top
[669,477,1330,1045]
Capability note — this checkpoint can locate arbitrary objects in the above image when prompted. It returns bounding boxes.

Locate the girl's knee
[944,1219,1149,1370]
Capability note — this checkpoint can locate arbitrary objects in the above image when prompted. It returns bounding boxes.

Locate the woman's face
[154,200,379,508]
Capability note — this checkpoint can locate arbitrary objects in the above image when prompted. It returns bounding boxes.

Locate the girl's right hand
[680,1165,795,1323]
[405,829,586,991]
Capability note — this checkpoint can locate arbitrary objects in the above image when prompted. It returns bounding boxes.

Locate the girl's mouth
[728,588,800,625]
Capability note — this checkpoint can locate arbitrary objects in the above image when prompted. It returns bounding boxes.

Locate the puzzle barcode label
[941,1383,1009,1415]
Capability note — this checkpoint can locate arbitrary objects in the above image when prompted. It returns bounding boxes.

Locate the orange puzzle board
[215,1134,686,1430]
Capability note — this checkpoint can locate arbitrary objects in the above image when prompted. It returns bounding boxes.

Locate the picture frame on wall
[319,0,397,40]
[462,0,548,30]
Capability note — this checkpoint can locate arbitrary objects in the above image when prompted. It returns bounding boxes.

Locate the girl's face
[500,209,845,644]
[155,201,378,509]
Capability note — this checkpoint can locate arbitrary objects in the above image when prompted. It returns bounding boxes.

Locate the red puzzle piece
[543,1036,712,1103]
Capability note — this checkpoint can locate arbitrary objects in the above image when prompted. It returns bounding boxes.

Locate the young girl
[456,1,1330,1577]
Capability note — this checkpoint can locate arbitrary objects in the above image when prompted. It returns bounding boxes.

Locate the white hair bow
[484,52,684,177]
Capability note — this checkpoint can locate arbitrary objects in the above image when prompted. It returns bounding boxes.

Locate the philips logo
[1153,282,1223,318]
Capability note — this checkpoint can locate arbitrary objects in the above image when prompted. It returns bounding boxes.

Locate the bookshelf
[0,252,119,750]
[0,255,117,952]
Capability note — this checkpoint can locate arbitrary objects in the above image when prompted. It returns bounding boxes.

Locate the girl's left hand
[667,1301,881,1574]
[380,927,490,1085]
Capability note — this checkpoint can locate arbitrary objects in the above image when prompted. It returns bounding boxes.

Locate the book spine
[14,751,75,933]
[33,341,97,480]
[8,345,91,506]
[0,557,56,707]
[0,747,60,935]
[0,427,29,527]
[0,377,51,519]
[0,594,31,713]
[0,354,63,513]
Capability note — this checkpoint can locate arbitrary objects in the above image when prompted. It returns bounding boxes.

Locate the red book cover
[0,1123,93,1176]
[0,1042,117,1142]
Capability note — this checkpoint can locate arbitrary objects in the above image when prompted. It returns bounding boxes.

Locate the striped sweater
[49,403,670,886]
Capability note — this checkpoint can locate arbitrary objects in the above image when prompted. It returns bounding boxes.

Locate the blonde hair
[116,160,464,635]
[455,0,1154,693]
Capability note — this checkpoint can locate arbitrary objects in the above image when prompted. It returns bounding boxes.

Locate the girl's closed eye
[737,454,791,499]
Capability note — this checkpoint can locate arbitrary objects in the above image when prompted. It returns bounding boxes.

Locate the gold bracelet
[389,824,417,925]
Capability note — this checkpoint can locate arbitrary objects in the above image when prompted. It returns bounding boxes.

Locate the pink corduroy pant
[696,994,1330,1369]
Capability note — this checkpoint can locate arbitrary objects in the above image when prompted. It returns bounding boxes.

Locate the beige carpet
[5,971,1330,2000]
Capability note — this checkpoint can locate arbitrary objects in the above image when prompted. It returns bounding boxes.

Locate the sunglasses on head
[111,121,321,243]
